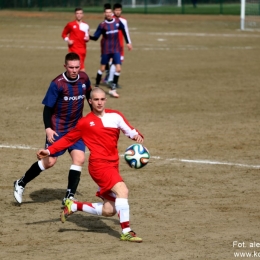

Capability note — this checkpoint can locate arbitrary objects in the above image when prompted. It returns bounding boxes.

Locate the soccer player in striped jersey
[14,53,92,205]
[90,5,132,98]
[105,3,132,86]
[62,7,90,72]
[37,87,143,242]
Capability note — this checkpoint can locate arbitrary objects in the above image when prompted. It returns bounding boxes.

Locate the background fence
[0,0,243,15]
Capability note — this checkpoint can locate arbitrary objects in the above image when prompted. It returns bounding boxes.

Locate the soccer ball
[124,144,150,169]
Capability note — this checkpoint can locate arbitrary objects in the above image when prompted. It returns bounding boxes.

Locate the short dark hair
[113,3,122,9]
[65,52,80,64]
[75,7,83,12]
[104,3,111,10]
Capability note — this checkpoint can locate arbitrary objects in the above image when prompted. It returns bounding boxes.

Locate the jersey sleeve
[42,82,59,108]
[118,20,130,44]
[90,24,102,41]
[48,119,83,155]
[119,18,131,44]
[116,111,143,139]
[61,23,70,40]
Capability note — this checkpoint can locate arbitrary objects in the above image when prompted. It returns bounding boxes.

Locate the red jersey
[62,20,89,53]
[47,109,143,163]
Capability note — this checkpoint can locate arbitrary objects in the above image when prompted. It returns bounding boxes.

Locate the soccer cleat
[107,81,121,89]
[60,199,75,223]
[120,231,143,243]
[62,196,78,206]
[108,89,119,98]
[13,180,24,204]
[94,84,99,88]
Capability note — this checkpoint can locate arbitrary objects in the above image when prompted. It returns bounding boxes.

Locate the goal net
[241,0,260,30]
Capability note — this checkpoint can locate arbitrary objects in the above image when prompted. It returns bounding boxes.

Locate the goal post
[241,0,245,30]
[241,0,260,31]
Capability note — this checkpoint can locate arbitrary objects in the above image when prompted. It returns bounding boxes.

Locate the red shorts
[88,161,123,201]
[68,48,86,70]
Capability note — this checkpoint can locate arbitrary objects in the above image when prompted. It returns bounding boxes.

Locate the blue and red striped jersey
[42,71,91,134]
[92,18,130,54]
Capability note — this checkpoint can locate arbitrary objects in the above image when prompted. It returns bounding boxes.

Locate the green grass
[1,4,241,15]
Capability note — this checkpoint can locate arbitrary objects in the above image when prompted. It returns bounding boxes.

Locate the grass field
[1,10,260,260]
[1,4,241,15]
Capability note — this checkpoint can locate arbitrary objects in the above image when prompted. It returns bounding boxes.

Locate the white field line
[1,144,260,169]
[0,44,256,51]
[145,32,260,38]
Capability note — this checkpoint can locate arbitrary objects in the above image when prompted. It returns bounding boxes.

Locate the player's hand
[68,40,74,45]
[84,34,89,42]
[46,128,59,144]
[133,134,143,143]
[37,149,50,160]
[127,43,132,51]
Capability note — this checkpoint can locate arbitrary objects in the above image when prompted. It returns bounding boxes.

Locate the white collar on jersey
[63,72,80,83]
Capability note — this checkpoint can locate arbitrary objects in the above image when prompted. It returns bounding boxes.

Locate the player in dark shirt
[90,4,132,98]
[14,52,92,205]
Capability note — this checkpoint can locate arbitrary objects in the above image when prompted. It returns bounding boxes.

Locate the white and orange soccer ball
[124,144,150,169]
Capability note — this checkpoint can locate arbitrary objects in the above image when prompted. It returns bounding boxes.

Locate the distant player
[105,3,132,86]
[90,4,132,98]
[62,7,90,72]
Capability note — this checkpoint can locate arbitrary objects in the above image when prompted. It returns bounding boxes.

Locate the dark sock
[113,74,119,85]
[96,72,102,85]
[105,63,110,80]
[65,170,81,198]
[18,161,43,187]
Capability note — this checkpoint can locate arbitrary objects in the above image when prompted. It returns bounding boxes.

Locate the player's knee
[117,186,129,198]
[43,160,55,169]
[102,205,116,217]
[102,210,116,217]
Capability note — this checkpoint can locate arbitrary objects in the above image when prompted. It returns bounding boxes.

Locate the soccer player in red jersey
[14,53,92,205]
[62,7,90,72]
[37,87,144,242]
[90,5,132,98]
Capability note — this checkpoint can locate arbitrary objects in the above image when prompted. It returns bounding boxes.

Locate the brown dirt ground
[1,11,260,260]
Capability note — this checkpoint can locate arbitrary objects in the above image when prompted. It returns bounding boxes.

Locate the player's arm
[89,25,102,41]
[61,23,73,45]
[117,112,144,143]
[42,120,83,157]
[85,80,93,111]
[118,20,132,50]
[43,105,59,144]
[119,18,132,44]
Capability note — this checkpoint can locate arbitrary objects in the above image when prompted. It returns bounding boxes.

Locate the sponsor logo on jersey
[90,121,95,126]
[82,84,86,89]
[64,95,85,101]
[73,25,77,29]
[106,29,119,35]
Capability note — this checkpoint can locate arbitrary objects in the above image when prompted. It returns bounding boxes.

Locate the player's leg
[95,54,109,87]
[108,54,123,86]
[103,61,111,83]
[108,53,121,97]
[107,63,116,83]
[13,156,57,204]
[112,181,142,242]
[79,52,86,72]
[60,197,116,223]
[62,141,86,204]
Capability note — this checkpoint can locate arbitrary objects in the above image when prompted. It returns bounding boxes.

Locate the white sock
[71,202,103,215]
[38,160,45,171]
[115,198,131,234]
[108,64,116,82]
